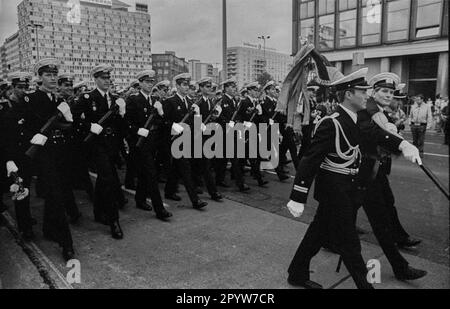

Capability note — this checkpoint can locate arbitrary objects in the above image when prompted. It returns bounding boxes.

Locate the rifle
[136,107,157,149]
[170,106,196,142]
[193,98,223,140]
[84,103,119,143]
[25,111,65,159]
[9,172,29,202]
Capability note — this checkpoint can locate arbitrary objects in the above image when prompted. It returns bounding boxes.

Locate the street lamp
[27,22,44,61]
[258,35,270,72]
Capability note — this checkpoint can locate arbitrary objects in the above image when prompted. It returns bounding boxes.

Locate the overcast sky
[0,0,292,67]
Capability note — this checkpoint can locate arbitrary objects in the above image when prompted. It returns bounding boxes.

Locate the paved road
[0,130,448,289]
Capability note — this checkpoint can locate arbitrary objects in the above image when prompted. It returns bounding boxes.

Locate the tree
[256,71,274,87]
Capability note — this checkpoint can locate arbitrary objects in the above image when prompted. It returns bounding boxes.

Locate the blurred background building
[1,0,152,88]
[292,0,448,99]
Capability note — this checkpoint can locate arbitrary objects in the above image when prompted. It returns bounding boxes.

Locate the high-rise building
[152,51,189,84]
[226,44,293,88]
[0,0,152,88]
[188,59,214,82]
[0,32,20,79]
[292,0,449,99]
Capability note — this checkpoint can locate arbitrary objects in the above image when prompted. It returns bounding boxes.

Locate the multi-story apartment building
[0,32,20,79]
[188,59,215,82]
[226,44,293,89]
[152,51,189,84]
[1,0,152,88]
[292,0,448,99]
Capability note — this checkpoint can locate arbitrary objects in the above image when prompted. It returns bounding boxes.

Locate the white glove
[269,119,275,126]
[287,200,305,218]
[192,104,200,116]
[200,123,207,132]
[57,102,73,122]
[30,133,48,146]
[399,141,422,165]
[116,98,126,117]
[243,121,253,128]
[90,123,103,135]
[171,123,184,135]
[256,104,263,116]
[154,101,164,116]
[229,121,236,128]
[6,161,18,177]
[385,123,398,134]
[215,105,222,117]
[137,128,149,138]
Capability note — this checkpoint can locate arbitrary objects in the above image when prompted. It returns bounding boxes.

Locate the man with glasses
[73,64,127,240]
[125,70,172,221]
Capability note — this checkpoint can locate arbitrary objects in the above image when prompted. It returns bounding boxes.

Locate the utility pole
[222,0,227,80]
[258,35,270,72]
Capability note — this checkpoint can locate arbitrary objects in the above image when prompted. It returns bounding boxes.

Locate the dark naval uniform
[73,89,127,226]
[0,97,12,213]
[287,105,373,289]
[215,93,246,190]
[163,93,205,208]
[22,89,74,248]
[2,96,34,234]
[125,91,172,219]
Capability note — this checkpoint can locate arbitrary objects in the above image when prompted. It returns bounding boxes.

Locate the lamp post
[27,22,44,61]
[258,35,270,72]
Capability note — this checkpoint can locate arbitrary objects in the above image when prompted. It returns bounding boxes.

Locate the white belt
[320,163,359,176]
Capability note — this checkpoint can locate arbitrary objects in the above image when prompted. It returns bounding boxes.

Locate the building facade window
[413,0,443,39]
[386,0,411,42]
[299,0,316,45]
[318,14,335,50]
[360,0,382,45]
[338,0,357,48]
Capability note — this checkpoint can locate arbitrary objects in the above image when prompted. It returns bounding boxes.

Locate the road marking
[263,170,295,179]
[424,153,449,158]
[1,212,73,289]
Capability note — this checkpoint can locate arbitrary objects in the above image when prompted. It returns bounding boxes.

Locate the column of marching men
[0,58,429,288]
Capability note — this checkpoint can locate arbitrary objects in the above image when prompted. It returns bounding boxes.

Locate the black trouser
[215,158,245,188]
[135,145,165,214]
[92,142,121,223]
[70,140,94,197]
[411,124,426,154]
[165,157,199,205]
[38,144,73,248]
[361,174,410,274]
[191,158,218,196]
[13,156,33,233]
[288,174,373,289]
[279,126,299,168]
[125,144,138,188]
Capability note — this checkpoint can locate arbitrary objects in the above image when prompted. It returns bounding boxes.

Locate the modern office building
[152,51,189,83]
[0,0,152,88]
[188,59,215,82]
[292,0,449,99]
[226,44,293,89]
[0,32,20,79]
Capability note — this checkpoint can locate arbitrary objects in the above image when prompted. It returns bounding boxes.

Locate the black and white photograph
[0,0,448,293]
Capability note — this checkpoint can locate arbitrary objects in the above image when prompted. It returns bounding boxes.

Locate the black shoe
[395,266,427,281]
[125,184,136,191]
[21,229,35,241]
[136,202,153,212]
[193,200,208,210]
[156,209,173,221]
[216,181,230,188]
[110,221,123,240]
[70,212,82,224]
[165,194,182,202]
[211,193,223,201]
[258,179,269,187]
[287,276,323,289]
[62,246,75,261]
[195,188,204,195]
[238,184,250,192]
[397,237,422,249]
[278,173,290,182]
